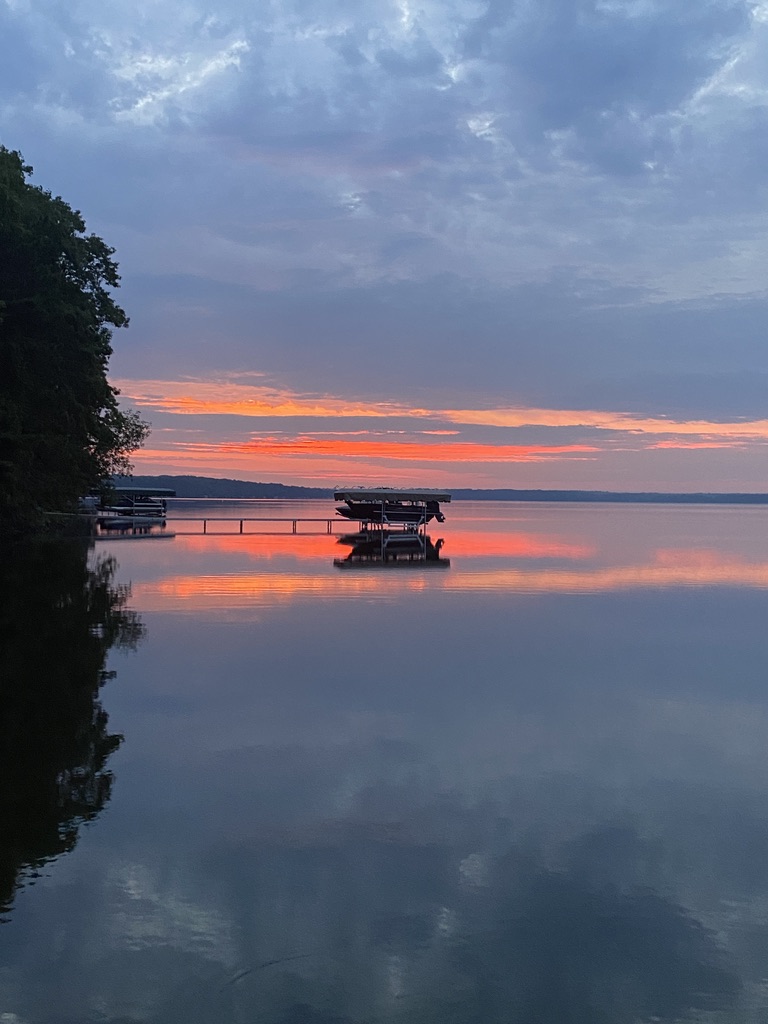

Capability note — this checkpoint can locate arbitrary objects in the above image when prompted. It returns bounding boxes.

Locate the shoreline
[122,476,768,504]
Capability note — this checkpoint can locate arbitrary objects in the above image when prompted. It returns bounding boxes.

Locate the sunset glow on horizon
[115,377,768,440]
[11,0,768,491]
[115,375,768,489]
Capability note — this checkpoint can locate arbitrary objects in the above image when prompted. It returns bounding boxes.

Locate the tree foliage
[0,146,149,529]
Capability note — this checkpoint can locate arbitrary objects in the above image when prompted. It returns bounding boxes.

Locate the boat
[94,486,175,523]
[333,489,450,526]
[99,515,166,528]
[98,503,166,519]
[335,501,445,524]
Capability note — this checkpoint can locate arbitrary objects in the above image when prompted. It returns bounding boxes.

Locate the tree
[0,147,149,530]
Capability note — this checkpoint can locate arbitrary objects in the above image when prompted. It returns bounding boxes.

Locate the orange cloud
[440,409,768,438]
[648,439,747,450]
[172,438,599,463]
[114,376,768,442]
[113,378,426,419]
[124,446,461,485]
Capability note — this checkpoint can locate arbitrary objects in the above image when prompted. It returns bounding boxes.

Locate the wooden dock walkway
[165,517,344,536]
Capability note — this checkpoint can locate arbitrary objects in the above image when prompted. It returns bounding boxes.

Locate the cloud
[113,375,768,444]
[4,0,768,486]
[171,436,600,464]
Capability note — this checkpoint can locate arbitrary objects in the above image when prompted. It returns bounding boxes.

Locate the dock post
[239,520,243,534]
[203,519,207,534]
[292,520,297,534]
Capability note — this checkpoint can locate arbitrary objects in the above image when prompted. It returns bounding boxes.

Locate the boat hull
[97,515,166,528]
[336,503,439,524]
[99,505,165,518]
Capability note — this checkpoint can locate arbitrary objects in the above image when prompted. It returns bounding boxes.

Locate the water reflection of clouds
[447,553,768,593]
[7,505,768,1021]
[172,530,595,561]
[9,742,749,1023]
[111,502,768,612]
[129,548,768,611]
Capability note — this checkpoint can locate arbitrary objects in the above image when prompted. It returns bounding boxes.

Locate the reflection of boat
[95,524,175,540]
[96,515,173,539]
[99,503,165,518]
[334,531,449,569]
[334,489,450,526]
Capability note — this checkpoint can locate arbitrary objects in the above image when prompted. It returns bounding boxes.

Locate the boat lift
[85,486,176,530]
[333,489,451,565]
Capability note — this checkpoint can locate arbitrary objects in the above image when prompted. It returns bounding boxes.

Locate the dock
[167,517,344,535]
[92,488,453,566]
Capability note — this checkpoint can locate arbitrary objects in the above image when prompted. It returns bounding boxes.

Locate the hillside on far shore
[117,475,768,504]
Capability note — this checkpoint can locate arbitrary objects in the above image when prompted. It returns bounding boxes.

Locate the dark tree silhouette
[0,147,148,531]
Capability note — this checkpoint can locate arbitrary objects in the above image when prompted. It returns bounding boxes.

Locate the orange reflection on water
[127,545,768,612]
[449,549,768,593]
[176,533,337,559]
[132,574,368,610]
[444,532,595,559]
[171,531,594,561]
[131,570,429,610]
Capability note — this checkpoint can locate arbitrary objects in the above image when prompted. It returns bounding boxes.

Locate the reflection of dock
[95,530,176,541]
[334,530,450,569]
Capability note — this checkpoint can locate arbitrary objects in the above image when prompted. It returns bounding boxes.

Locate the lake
[3,500,768,1023]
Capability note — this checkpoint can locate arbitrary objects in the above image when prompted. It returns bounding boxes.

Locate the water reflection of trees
[0,540,143,918]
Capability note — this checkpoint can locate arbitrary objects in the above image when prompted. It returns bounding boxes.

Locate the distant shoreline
[119,475,768,504]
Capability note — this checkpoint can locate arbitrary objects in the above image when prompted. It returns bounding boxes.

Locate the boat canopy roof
[334,488,451,503]
[108,486,176,497]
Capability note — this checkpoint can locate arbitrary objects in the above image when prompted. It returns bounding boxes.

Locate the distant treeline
[450,489,768,503]
[118,476,768,504]
[116,475,330,499]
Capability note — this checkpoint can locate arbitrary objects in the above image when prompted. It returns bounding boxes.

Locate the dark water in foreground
[4,500,768,1023]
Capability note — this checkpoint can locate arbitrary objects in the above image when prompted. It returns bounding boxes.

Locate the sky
[3,0,768,490]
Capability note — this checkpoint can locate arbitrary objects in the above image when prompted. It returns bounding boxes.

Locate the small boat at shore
[83,486,176,525]
[98,515,166,528]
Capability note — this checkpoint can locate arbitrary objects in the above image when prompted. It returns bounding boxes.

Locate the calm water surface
[4,501,768,1022]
